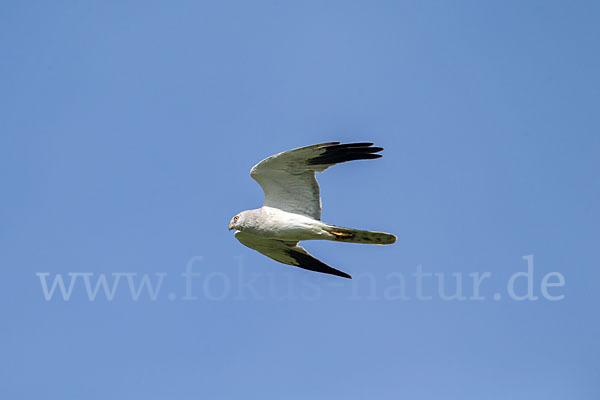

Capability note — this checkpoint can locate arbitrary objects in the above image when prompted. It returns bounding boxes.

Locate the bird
[228,142,396,279]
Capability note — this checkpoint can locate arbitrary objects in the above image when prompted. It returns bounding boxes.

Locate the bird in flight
[228,142,396,279]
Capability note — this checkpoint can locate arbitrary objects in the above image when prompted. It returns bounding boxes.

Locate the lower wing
[234,231,351,279]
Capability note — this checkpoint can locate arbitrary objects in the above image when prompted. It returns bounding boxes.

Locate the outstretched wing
[234,231,352,279]
[250,142,383,220]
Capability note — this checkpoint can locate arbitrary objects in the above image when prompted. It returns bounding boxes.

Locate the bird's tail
[323,225,396,245]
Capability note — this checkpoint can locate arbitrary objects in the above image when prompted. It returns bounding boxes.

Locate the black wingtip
[286,249,352,279]
[309,142,384,166]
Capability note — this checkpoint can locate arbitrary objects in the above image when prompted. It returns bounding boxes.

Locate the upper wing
[234,231,352,279]
[250,142,383,220]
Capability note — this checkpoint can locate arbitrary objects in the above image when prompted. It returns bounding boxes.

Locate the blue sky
[1,1,599,399]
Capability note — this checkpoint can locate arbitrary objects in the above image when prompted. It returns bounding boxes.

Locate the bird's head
[228,212,243,231]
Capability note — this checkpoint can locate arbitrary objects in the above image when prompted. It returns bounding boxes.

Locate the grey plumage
[229,142,396,279]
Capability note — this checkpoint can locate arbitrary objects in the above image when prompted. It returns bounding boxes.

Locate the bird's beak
[228,223,233,231]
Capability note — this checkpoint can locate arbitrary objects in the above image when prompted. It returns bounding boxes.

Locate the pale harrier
[229,142,396,279]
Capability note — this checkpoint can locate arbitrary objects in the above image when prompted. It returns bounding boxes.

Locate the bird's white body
[240,206,332,241]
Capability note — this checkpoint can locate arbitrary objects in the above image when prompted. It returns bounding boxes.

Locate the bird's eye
[233,216,239,221]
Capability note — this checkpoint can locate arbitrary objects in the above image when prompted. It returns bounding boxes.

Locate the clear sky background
[1,1,599,399]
